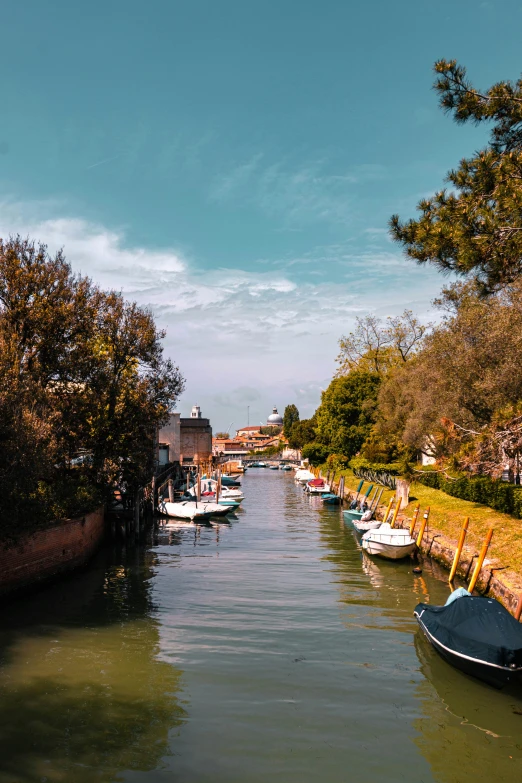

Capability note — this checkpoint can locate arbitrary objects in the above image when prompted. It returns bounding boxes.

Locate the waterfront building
[157,405,213,466]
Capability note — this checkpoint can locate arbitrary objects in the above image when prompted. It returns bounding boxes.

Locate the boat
[305,478,331,494]
[221,476,241,487]
[257,462,267,468]
[188,482,244,503]
[320,493,341,505]
[414,590,522,689]
[361,523,416,560]
[342,508,367,523]
[280,464,292,471]
[352,516,382,533]
[294,469,315,484]
[159,500,231,521]
[269,464,279,471]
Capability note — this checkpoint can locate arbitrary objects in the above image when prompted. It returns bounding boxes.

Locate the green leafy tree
[301,442,329,466]
[390,60,522,294]
[283,404,300,438]
[314,371,381,458]
[288,418,316,450]
[0,236,184,531]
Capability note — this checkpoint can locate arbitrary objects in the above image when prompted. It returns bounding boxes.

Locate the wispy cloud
[0,202,442,429]
[209,155,388,228]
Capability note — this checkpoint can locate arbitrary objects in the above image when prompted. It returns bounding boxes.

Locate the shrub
[414,469,522,518]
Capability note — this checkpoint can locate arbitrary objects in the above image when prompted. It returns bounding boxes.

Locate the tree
[375,281,522,470]
[287,418,316,450]
[215,432,230,439]
[283,404,300,438]
[0,236,184,531]
[337,311,429,375]
[390,60,522,295]
[314,371,381,458]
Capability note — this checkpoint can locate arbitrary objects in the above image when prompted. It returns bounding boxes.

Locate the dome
[267,406,283,426]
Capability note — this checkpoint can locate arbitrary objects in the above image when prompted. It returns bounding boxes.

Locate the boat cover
[415,595,522,669]
[308,479,325,487]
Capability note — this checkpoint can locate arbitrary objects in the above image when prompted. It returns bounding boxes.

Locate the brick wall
[0,508,105,598]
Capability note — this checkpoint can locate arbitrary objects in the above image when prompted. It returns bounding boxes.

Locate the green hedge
[349,457,402,475]
[415,470,522,519]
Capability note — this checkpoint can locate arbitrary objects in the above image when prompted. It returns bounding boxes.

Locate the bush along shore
[321,467,522,617]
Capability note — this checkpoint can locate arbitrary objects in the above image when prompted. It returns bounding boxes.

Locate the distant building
[236,425,263,437]
[266,406,283,426]
[157,413,181,466]
[157,405,213,466]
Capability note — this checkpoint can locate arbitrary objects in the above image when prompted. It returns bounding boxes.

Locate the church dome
[267,406,283,426]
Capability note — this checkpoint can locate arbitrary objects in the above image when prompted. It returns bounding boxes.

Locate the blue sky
[1,0,521,430]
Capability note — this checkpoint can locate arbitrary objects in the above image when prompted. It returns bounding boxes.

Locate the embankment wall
[0,508,105,599]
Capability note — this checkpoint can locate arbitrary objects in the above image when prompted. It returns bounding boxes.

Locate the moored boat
[294,469,315,484]
[414,591,522,689]
[305,478,331,495]
[352,517,382,533]
[160,500,231,521]
[361,523,416,560]
[320,493,341,505]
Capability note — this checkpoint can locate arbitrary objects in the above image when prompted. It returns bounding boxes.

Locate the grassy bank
[325,467,522,591]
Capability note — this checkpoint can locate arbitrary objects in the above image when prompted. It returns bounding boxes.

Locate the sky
[1,0,522,431]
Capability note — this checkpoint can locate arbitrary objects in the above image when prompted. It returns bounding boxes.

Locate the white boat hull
[361,538,416,560]
[161,501,230,521]
[361,523,416,560]
[353,519,382,534]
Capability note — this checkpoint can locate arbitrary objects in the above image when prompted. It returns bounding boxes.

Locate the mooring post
[468,527,494,593]
[515,593,522,622]
[390,497,402,528]
[383,496,394,524]
[409,504,420,537]
[168,479,174,502]
[151,476,156,515]
[449,517,469,583]
[416,507,430,548]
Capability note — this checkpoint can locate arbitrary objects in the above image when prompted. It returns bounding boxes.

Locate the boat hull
[161,501,231,521]
[362,538,416,559]
[342,509,364,522]
[415,611,519,689]
[353,519,381,534]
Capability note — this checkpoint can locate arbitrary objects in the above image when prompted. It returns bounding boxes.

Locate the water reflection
[0,547,186,783]
[414,632,522,781]
[316,500,522,779]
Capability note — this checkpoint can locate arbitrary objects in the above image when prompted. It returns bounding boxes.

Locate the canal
[1,471,521,782]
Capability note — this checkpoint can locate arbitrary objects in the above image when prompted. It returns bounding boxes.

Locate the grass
[325,467,522,592]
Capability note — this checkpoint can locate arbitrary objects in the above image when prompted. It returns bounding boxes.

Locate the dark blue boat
[414,593,522,689]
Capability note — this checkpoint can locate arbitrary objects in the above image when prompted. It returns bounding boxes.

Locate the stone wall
[0,508,105,599]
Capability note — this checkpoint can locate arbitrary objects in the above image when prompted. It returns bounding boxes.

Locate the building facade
[157,405,212,466]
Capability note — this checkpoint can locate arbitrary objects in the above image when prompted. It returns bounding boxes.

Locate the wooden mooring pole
[448,517,469,583]
[468,527,494,594]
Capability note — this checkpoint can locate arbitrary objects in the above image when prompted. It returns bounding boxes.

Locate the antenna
[247,405,250,426]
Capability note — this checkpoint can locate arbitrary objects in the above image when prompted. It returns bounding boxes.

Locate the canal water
[1,471,522,783]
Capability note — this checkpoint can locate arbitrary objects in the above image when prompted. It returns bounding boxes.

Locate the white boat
[361,523,416,560]
[192,480,244,502]
[295,469,315,484]
[160,500,231,521]
[305,478,331,495]
[352,517,382,534]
